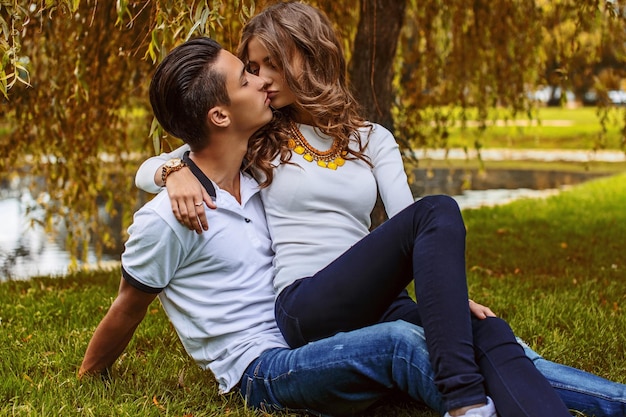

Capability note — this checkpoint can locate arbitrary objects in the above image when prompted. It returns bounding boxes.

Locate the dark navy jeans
[275,195,570,415]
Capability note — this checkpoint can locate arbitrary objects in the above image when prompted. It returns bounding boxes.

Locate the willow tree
[0,0,256,263]
[0,0,624,261]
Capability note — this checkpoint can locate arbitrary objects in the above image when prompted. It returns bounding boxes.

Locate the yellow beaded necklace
[287,121,347,170]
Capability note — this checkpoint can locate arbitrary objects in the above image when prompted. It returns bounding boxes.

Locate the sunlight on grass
[446,107,626,150]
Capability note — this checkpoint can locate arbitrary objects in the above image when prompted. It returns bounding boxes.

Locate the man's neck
[189,139,247,203]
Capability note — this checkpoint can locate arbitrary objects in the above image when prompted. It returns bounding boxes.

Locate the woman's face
[245,36,298,110]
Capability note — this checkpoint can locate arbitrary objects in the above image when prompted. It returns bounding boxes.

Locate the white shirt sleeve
[367,124,415,218]
[134,144,191,193]
[122,206,184,289]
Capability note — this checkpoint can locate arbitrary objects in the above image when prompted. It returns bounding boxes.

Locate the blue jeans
[275,196,569,414]
[520,339,626,417]
[241,321,442,416]
[240,321,626,417]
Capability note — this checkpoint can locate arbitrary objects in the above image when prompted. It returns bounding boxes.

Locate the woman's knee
[472,316,521,352]
[413,195,465,235]
[418,195,461,215]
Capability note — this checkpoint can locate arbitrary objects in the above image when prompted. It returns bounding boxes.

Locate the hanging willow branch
[0,0,624,263]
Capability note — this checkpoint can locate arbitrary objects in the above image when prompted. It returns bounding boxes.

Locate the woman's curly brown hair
[238,1,372,187]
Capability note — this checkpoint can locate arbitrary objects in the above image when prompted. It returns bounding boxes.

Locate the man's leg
[240,321,446,416]
[519,339,626,417]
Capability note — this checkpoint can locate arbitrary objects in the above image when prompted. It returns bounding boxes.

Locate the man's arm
[78,278,158,378]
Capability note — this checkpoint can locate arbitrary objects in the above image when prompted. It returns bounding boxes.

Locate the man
[80,38,626,417]
[78,37,447,416]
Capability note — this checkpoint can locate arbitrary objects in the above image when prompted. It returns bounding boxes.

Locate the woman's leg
[519,339,626,417]
[276,195,485,410]
[378,289,422,326]
[381,297,573,417]
[472,317,571,417]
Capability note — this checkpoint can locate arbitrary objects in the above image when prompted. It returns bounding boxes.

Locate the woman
[136,3,574,417]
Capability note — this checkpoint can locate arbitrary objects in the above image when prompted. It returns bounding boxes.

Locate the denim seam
[548,382,625,402]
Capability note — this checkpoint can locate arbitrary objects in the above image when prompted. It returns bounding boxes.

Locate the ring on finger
[194,202,203,207]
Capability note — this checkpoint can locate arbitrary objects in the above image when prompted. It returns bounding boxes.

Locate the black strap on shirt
[182,151,217,201]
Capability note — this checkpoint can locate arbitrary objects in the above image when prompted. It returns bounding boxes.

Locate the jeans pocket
[242,370,283,413]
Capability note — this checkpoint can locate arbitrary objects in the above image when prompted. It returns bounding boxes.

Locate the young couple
[81,3,626,417]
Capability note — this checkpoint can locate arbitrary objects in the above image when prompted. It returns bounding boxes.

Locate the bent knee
[472,316,520,350]
[419,194,461,213]
[375,320,427,347]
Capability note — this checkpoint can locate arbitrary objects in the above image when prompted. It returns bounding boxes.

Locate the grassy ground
[462,173,626,382]
[1,173,625,416]
[445,106,626,150]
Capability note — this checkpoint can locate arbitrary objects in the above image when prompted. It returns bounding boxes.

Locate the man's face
[214,50,273,133]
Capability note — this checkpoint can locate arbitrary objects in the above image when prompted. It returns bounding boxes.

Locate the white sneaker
[443,396,498,417]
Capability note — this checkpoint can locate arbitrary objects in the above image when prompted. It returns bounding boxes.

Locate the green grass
[445,106,626,150]
[1,174,625,416]
[462,172,626,382]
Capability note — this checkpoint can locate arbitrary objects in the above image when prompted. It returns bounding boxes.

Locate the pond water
[0,197,118,280]
[409,167,612,209]
[0,167,617,281]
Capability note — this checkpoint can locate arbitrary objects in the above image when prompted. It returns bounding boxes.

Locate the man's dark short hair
[149,37,231,150]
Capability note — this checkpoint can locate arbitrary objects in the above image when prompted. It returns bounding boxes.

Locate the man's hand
[77,366,111,381]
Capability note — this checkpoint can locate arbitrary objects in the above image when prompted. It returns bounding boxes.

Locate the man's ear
[207,106,231,128]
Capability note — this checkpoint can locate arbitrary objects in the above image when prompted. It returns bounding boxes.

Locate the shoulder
[122,193,196,289]
[357,122,394,143]
[134,192,180,226]
[357,122,399,153]
[365,122,391,135]
[126,192,188,249]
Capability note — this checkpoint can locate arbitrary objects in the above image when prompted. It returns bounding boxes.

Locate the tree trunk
[349,0,407,228]
[349,0,407,131]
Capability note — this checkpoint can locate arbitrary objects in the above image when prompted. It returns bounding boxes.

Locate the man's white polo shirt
[121,170,287,394]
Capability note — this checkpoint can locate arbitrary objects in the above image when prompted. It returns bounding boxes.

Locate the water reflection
[410,167,611,197]
[0,196,117,280]
[0,175,119,281]
[453,188,561,210]
[0,168,615,280]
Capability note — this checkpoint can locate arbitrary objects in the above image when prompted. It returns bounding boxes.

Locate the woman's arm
[135,144,191,192]
[135,144,214,233]
[367,124,415,217]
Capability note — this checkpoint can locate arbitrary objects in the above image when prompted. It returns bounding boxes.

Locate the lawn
[443,106,626,151]
[1,173,625,416]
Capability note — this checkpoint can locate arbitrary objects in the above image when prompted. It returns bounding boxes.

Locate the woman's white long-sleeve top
[264,123,413,294]
[134,123,414,296]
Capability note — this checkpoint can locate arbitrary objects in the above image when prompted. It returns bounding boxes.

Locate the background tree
[0,0,624,262]
[0,0,256,262]
[347,0,407,131]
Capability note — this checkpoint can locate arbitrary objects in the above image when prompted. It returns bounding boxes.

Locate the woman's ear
[207,106,231,128]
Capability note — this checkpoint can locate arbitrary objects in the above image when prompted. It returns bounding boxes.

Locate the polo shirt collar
[182,151,217,201]
[181,151,260,207]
